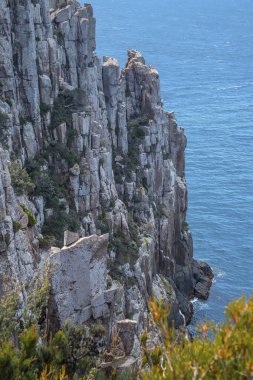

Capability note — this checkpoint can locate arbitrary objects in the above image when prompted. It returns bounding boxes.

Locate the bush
[9,162,35,195]
[5,98,12,107]
[127,115,149,129]
[182,221,189,232]
[155,204,166,218]
[40,102,50,115]
[53,27,64,45]
[45,143,80,167]
[0,110,9,125]
[13,221,22,233]
[19,116,33,126]
[19,203,36,226]
[42,208,80,247]
[50,89,86,130]
[163,152,172,160]
[0,272,253,379]
[0,272,100,380]
[141,297,253,380]
[39,235,56,249]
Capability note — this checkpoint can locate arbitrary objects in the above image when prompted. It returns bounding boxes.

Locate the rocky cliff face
[0,0,212,363]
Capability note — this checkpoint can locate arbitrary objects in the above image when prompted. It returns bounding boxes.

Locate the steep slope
[0,0,213,362]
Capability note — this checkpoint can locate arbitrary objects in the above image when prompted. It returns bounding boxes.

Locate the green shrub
[163,152,172,160]
[0,110,9,125]
[13,221,22,233]
[127,115,149,129]
[5,98,12,107]
[0,272,100,380]
[142,297,253,380]
[109,226,140,272]
[9,162,35,195]
[39,235,56,249]
[182,221,189,232]
[42,209,80,247]
[19,204,36,226]
[40,102,50,114]
[67,128,78,142]
[54,27,64,45]
[45,143,80,167]
[19,116,33,126]
[155,204,166,218]
[134,126,146,139]
[50,89,86,130]
[90,322,106,337]
[26,159,67,207]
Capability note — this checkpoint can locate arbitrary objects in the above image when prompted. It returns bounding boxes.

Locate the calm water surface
[89,0,253,324]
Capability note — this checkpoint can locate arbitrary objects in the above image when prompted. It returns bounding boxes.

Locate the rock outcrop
[0,0,212,363]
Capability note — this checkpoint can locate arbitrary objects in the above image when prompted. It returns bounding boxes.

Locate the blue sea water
[89,0,253,325]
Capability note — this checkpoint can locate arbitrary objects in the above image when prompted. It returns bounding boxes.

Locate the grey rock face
[50,234,109,324]
[0,0,213,357]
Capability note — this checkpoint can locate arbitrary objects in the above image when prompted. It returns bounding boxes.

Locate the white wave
[216,269,227,278]
[216,82,253,91]
[197,302,210,311]
[112,26,125,30]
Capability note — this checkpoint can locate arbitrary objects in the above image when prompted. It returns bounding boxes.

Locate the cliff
[0,0,212,366]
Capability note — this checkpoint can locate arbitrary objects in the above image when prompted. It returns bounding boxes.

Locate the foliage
[26,158,68,206]
[5,98,13,107]
[0,109,9,148]
[0,268,101,380]
[113,115,149,184]
[13,221,22,233]
[0,109,9,125]
[42,208,80,247]
[19,203,36,226]
[40,102,51,115]
[39,235,56,249]
[20,116,33,126]
[26,155,81,247]
[127,115,149,129]
[50,89,86,130]
[108,216,141,283]
[127,115,149,140]
[45,143,80,167]
[0,270,253,379]
[154,204,166,218]
[141,297,253,380]
[182,221,189,232]
[54,28,64,46]
[163,152,172,161]
[9,162,35,195]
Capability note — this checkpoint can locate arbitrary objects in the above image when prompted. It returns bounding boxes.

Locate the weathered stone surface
[63,230,79,246]
[117,319,138,356]
[50,234,109,324]
[193,259,213,300]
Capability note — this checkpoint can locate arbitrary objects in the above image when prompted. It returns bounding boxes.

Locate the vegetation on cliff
[0,272,252,380]
[141,298,253,380]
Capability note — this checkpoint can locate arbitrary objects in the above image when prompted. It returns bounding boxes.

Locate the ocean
[89,0,253,325]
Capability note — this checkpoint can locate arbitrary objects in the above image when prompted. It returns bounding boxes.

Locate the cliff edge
[0,0,213,364]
